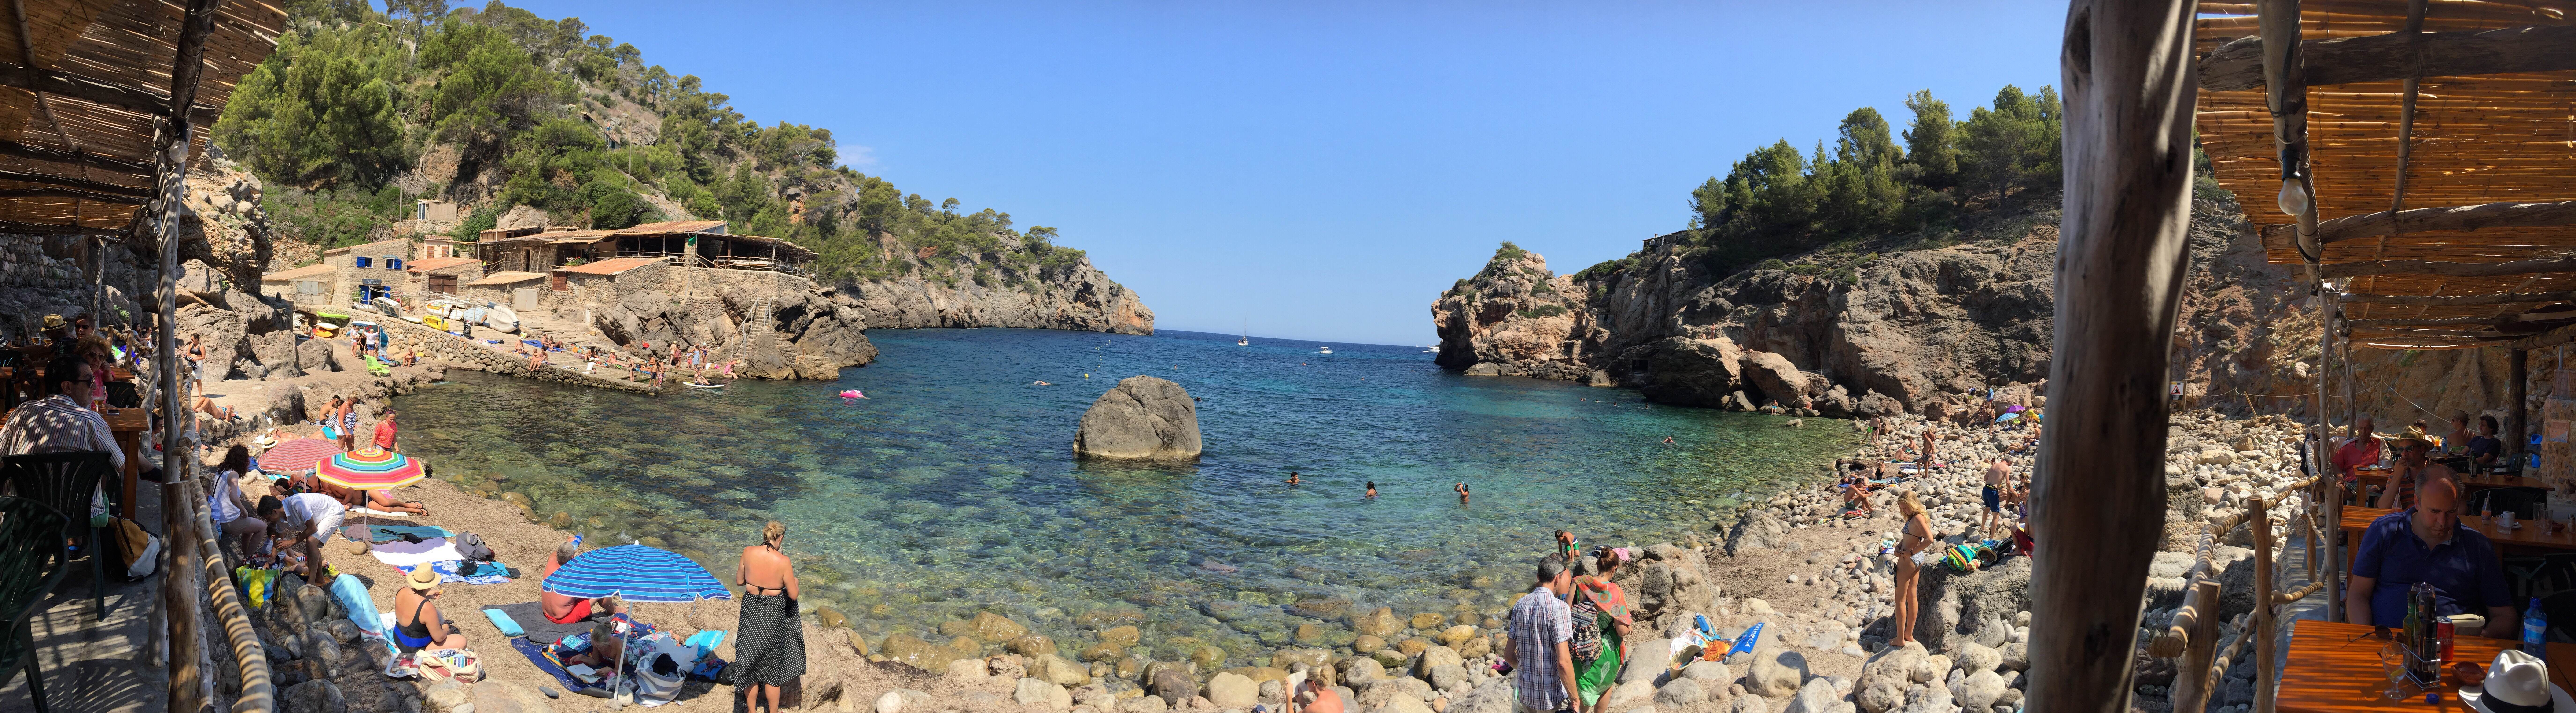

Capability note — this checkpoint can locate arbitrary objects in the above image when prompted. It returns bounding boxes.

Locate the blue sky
[513,1,2069,346]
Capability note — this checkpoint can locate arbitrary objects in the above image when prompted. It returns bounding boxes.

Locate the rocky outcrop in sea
[1073,375,1204,460]
[838,254,1155,336]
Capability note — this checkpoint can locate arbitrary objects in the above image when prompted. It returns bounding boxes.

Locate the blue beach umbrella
[540,545,733,603]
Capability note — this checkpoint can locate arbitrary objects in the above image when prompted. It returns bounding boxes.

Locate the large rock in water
[1640,336,1745,407]
[1073,376,1203,460]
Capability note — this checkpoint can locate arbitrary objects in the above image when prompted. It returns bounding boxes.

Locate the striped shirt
[1509,586,1573,712]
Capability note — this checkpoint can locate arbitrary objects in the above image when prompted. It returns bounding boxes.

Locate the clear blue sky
[511,1,2070,346]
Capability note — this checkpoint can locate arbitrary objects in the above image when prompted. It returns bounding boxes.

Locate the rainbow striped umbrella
[259,438,341,475]
[541,545,732,603]
[315,447,426,490]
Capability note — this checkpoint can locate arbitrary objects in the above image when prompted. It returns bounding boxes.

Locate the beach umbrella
[540,545,732,603]
[316,447,426,490]
[259,438,340,475]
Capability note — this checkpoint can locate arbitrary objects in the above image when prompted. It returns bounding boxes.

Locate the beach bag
[453,531,494,562]
[107,517,159,579]
[416,648,482,683]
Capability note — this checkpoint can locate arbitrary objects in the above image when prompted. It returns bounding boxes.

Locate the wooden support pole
[2200,23,2576,92]
[2325,477,2344,621]
[2253,496,2278,713]
[2172,578,2225,713]
[166,482,204,713]
[2035,1,2201,710]
[2512,349,2530,461]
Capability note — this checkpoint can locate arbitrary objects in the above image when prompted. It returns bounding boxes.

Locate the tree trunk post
[2252,496,2278,713]
[2036,1,2202,710]
[2512,348,2529,461]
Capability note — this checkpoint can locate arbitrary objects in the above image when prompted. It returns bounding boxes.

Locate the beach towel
[370,538,462,567]
[363,355,392,376]
[329,573,383,637]
[510,636,598,692]
[369,524,452,543]
[482,601,595,645]
[351,507,413,518]
[397,559,513,586]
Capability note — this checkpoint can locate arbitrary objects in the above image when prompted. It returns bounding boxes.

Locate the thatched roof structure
[0,0,284,235]
[2195,0,2576,349]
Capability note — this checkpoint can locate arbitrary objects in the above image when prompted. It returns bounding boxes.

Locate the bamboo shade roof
[0,0,284,235]
[2195,0,2576,347]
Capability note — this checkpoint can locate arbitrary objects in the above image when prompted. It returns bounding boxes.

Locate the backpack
[1568,598,1605,665]
[452,531,494,562]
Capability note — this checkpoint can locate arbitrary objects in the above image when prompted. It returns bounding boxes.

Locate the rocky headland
[1434,195,2539,427]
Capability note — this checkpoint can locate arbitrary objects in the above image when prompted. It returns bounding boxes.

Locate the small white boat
[1239,317,1249,346]
[482,302,520,334]
[1319,346,1333,354]
[370,296,402,317]
[683,381,726,389]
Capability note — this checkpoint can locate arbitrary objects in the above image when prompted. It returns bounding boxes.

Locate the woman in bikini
[736,521,806,713]
[394,568,468,652]
[1892,490,1932,649]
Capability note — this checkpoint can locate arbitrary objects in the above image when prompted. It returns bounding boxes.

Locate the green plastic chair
[0,452,116,620]
[0,496,73,712]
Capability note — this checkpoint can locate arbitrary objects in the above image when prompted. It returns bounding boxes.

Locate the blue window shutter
[355,256,370,268]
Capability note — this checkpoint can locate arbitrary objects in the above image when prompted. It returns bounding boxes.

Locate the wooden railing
[2149,475,2337,713]
[162,460,274,713]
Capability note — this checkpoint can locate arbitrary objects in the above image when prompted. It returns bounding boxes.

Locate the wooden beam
[2319,256,2576,279]
[0,187,147,204]
[2510,323,2576,351]
[0,139,154,175]
[0,218,129,236]
[2036,1,2199,710]
[2202,24,2576,92]
[2169,578,2223,712]
[0,167,151,197]
[2267,200,2576,245]
[2344,316,2515,329]
[2254,496,2278,713]
[0,60,224,124]
[2342,290,2576,306]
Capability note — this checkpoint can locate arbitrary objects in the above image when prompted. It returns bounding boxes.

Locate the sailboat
[1238,317,1248,346]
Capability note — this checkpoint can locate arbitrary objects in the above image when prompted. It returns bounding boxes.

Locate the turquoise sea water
[392,328,1857,665]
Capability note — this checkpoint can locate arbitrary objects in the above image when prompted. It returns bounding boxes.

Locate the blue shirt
[2353,511,2512,625]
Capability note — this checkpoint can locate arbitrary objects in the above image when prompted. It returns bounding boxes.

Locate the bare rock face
[1640,336,1744,407]
[495,205,550,231]
[1073,376,1202,460]
[837,254,1153,335]
[1737,349,1811,406]
[1430,244,1593,381]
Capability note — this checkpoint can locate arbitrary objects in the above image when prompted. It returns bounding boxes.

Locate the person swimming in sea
[1661,435,1675,446]
[1286,471,1300,486]
[1365,481,1377,498]
[1034,380,1050,386]
[1454,482,1469,503]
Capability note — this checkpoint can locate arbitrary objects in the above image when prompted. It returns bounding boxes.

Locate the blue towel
[683,630,725,659]
[510,636,599,691]
[329,574,380,636]
[398,559,513,586]
[1728,622,1765,657]
[484,608,526,638]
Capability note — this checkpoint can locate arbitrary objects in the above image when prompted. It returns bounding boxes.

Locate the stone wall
[376,315,659,394]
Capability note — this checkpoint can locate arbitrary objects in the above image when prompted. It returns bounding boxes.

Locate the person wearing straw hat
[2464,650,2575,713]
[2374,426,2459,510]
[393,567,469,653]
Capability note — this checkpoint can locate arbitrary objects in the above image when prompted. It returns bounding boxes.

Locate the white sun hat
[2466,650,2573,713]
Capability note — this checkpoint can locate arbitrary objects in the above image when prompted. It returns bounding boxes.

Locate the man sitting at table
[2334,415,2387,485]
[2375,427,2457,510]
[0,355,122,519]
[2347,477,2519,638]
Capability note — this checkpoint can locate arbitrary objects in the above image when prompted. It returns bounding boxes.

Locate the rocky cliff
[1433,197,2383,422]
[837,256,1154,335]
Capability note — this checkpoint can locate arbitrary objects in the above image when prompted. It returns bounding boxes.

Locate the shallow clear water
[394,328,1857,664]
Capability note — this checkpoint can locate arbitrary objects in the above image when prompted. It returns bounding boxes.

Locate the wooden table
[2459,474,2553,494]
[2341,507,2576,571]
[2281,620,2576,711]
[99,406,143,520]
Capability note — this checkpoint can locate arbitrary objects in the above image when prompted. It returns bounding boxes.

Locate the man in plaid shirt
[1503,556,1578,713]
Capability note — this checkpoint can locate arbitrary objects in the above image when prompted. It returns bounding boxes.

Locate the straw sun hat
[405,567,439,592]
[2388,425,2437,451]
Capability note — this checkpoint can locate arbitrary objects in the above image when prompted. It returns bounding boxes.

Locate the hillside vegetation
[218,0,1093,290]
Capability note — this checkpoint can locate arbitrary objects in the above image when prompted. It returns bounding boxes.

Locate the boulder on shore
[1072,376,1203,460]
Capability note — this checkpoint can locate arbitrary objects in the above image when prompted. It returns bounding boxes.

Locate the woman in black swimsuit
[393,568,467,652]
[1892,490,1932,649]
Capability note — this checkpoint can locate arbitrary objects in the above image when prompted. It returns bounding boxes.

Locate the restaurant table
[2459,474,2554,494]
[2280,620,2576,711]
[2340,506,2576,571]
